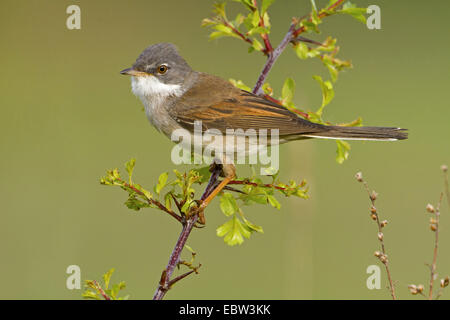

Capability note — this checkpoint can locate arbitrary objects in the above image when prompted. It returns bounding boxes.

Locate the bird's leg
[195,163,236,225]
[200,163,236,209]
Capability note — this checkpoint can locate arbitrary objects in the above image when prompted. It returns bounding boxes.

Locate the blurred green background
[0,0,449,299]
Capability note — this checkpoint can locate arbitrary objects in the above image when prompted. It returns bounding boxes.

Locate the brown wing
[171,73,327,137]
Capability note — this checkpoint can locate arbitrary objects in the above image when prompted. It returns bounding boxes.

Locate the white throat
[131,75,183,131]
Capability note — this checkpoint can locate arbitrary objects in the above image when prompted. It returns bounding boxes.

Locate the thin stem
[93,280,111,300]
[428,193,443,300]
[442,165,449,207]
[357,174,397,300]
[152,215,198,300]
[253,22,297,95]
[293,0,345,37]
[152,166,222,300]
[252,0,346,95]
[120,179,183,224]
[228,178,306,192]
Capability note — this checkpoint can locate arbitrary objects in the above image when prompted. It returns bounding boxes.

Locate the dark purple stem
[152,167,221,300]
[252,23,297,95]
[152,215,198,300]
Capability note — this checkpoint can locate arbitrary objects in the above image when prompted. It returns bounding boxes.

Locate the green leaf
[267,194,281,209]
[103,268,115,290]
[195,166,212,183]
[281,78,295,105]
[261,0,275,13]
[220,193,239,216]
[233,0,256,11]
[124,194,150,211]
[181,198,194,214]
[125,158,136,182]
[247,26,269,36]
[251,38,264,52]
[184,245,196,254]
[336,140,351,164]
[213,2,227,18]
[339,2,367,23]
[156,172,169,195]
[213,24,234,35]
[313,75,334,116]
[242,216,264,233]
[295,42,309,59]
[201,18,216,27]
[82,290,100,300]
[216,215,251,246]
[229,79,251,91]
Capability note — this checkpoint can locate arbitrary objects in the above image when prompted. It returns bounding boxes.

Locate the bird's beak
[120,68,152,77]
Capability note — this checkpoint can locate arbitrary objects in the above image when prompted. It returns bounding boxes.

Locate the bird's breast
[131,76,183,136]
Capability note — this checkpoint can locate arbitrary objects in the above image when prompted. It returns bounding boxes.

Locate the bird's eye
[157,64,168,74]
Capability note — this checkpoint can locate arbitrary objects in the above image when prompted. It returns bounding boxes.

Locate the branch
[119,178,183,224]
[252,0,346,95]
[427,193,444,300]
[228,179,304,192]
[442,165,449,207]
[355,172,397,300]
[152,166,222,300]
[252,21,297,95]
[293,0,346,37]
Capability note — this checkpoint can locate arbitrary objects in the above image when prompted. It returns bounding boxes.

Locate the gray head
[120,43,193,86]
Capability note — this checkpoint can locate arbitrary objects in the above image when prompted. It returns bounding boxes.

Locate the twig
[152,165,222,300]
[427,193,444,300]
[442,165,449,207]
[119,179,183,224]
[252,0,273,55]
[355,172,397,300]
[252,0,346,95]
[93,280,111,300]
[228,179,306,192]
[293,0,346,37]
[252,21,297,95]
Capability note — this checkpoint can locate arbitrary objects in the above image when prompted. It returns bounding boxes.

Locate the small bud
[370,213,377,221]
[430,224,437,231]
[417,284,424,293]
[430,217,437,224]
[380,220,388,228]
[370,206,377,214]
[370,191,378,201]
[380,254,388,264]
[441,165,448,173]
[355,172,363,182]
[440,276,449,288]
[374,251,382,258]
[378,232,384,241]
[426,204,435,213]
[408,284,419,295]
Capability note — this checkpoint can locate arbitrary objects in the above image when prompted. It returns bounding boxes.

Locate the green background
[0,0,449,299]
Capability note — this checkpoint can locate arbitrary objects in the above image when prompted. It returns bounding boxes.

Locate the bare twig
[355,172,397,300]
[442,165,449,207]
[427,193,443,300]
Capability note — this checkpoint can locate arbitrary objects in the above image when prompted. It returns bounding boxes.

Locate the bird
[120,42,407,219]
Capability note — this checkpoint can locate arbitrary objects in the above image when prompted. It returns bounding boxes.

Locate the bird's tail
[303,126,408,141]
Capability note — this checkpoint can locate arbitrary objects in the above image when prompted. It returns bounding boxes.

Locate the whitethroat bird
[120,43,407,221]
